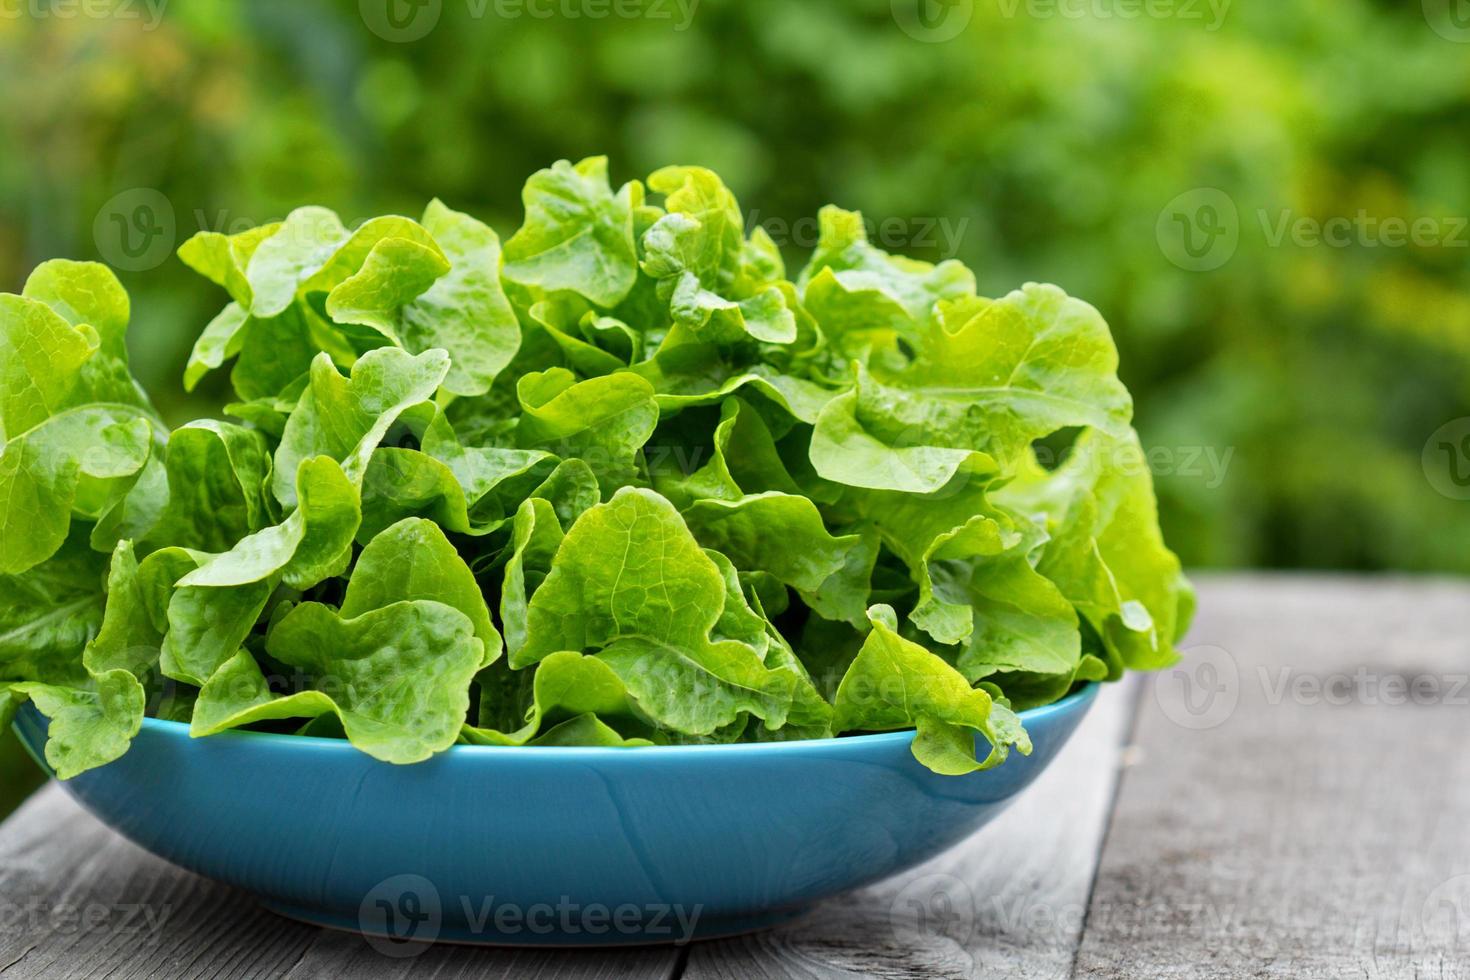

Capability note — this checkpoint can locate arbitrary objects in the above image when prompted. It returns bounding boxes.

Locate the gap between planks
[677,678,1141,980]
[0,673,1140,980]
[1075,575,1470,980]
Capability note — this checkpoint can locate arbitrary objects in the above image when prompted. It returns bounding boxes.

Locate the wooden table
[4,576,1469,978]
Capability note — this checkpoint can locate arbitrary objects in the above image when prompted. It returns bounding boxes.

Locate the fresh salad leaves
[0,158,1192,777]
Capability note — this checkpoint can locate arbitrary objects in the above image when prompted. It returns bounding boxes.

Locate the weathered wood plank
[0,683,1137,980]
[1075,575,1470,979]
[29,574,1458,978]
[0,786,680,980]
[0,786,320,979]
[680,678,1140,980]
[281,930,681,980]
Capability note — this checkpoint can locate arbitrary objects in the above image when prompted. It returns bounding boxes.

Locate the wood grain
[679,679,1140,980]
[1074,576,1470,979]
[0,787,320,979]
[0,684,1137,980]
[0,787,684,980]
[281,930,681,980]
[8,577,1469,978]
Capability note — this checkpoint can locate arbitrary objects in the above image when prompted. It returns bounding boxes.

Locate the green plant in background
[4,0,1467,574]
[2,0,1467,811]
[2,160,1190,779]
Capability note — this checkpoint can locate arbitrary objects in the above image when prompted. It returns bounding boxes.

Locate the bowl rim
[60,681,1102,761]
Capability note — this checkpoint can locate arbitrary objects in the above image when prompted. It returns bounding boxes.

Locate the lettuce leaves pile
[0,158,1192,778]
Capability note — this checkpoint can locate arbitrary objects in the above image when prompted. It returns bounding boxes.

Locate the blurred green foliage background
[3,0,1468,814]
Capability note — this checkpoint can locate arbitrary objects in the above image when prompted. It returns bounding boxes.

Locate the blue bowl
[13,683,1097,947]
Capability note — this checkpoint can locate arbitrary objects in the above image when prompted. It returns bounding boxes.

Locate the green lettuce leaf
[682,492,863,598]
[517,488,796,734]
[809,284,1132,494]
[83,540,164,680]
[0,268,161,575]
[799,206,975,362]
[21,260,151,411]
[272,347,450,508]
[155,455,360,687]
[463,651,647,746]
[345,517,500,665]
[519,487,721,664]
[503,156,639,308]
[378,200,521,397]
[179,455,360,592]
[192,599,482,764]
[146,421,273,553]
[996,429,1194,674]
[499,497,565,661]
[514,368,657,489]
[2,159,1192,780]
[833,606,1031,774]
[0,531,108,688]
[6,670,146,779]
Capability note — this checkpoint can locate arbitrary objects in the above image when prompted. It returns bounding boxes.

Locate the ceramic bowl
[13,683,1098,947]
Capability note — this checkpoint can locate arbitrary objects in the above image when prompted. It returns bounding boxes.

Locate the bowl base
[261,898,815,948]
